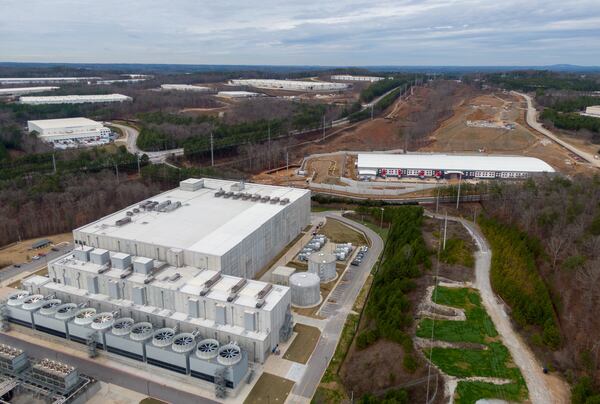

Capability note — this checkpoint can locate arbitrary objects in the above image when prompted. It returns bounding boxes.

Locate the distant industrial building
[28,118,112,146]
[0,86,59,96]
[96,79,146,85]
[216,91,261,98]
[228,79,349,92]
[73,178,311,279]
[19,94,132,105]
[330,75,384,82]
[357,153,555,180]
[585,106,600,117]
[161,84,210,92]
[0,77,100,84]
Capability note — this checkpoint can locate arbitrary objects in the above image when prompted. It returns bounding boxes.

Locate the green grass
[416,287,498,344]
[455,380,528,404]
[426,342,520,379]
[439,238,475,268]
[417,287,528,403]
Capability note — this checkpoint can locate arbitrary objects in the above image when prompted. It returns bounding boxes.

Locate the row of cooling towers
[5,290,248,388]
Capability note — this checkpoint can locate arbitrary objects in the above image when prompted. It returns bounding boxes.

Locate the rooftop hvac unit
[73,308,96,325]
[242,193,252,200]
[91,312,115,330]
[260,196,270,203]
[171,332,198,353]
[21,294,45,310]
[133,208,140,213]
[115,217,132,226]
[257,283,273,300]
[155,200,172,212]
[54,303,79,320]
[270,196,280,204]
[217,343,242,366]
[130,322,154,341]
[139,201,152,209]
[230,181,245,192]
[169,273,181,282]
[7,291,30,306]
[200,273,222,296]
[163,201,181,212]
[280,198,290,205]
[195,339,219,360]
[111,317,134,335]
[126,211,134,217]
[251,194,260,201]
[214,188,225,197]
[227,278,247,302]
[98,266,110,274]
[232,192,242,199]
[143,276,155,284]
[38,299,62,315]
[255,298,265,309]
[223,191,233,198]
[152,328,175,347]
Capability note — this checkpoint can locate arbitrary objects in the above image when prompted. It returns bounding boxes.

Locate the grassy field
[416,287,498,344]
[417,287,528,403]
[244,373,295,404]
[439,238,475,268]
[320,219,367,246]
[283,324,321,364]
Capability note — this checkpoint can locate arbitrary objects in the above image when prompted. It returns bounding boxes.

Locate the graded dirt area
[283,324,321,364]
[0,233,72,268]
[421,91,590,175]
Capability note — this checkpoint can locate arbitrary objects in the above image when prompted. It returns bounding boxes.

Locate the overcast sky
[1,0,599,66]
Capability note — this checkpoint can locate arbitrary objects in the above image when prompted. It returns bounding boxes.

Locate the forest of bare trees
[0,171,161,247]
[482,175,600,385]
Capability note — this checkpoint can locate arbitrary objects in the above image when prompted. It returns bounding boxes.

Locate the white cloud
[0,0,598,65]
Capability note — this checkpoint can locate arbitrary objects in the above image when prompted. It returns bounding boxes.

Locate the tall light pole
[380,207,385,229]
[210,132,214,166]
[456,173,462,210]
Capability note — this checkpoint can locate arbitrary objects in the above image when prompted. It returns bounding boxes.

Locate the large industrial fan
[152,328,175,347]
[171,333,197,353]
[196,339,219,360]
[111,317,134,336]
[54,303,79,320]
[7,291,30,306]
[91,312,115,330]
[129,322,153,341]
[73,308,96,325]
[38,299,62,315]
[217,342,242,366]
[21,295,46,310]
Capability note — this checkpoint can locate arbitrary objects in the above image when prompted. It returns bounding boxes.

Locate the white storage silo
[308,252,337,282]
[289,272,321,307]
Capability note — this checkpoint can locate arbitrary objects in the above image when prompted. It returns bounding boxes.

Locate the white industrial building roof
[217,91,261,98]
[0,86,59,95]
[75,178,310,257]
[19,94,132,104]
[357,153,555,173]
[28,117,101,129]
[0,77,100,84]
[161,84,210,91]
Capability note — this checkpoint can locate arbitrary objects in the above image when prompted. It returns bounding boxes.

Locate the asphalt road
[514,91,600,168]
[0,242,73,283]
[109,122,184,163]
[425,212,569,403]
[290,212,384,401]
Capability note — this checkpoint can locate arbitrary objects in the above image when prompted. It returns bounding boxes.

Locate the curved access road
[513,91,600,168]
[425,212,570,403]
[109,122,184,163]
[290,212,384,401]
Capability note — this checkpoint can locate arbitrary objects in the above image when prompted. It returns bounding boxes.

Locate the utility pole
[114,161,119,183]
[52,153,57,174]
[210,131,214,166]
[268,122,271,170]
[380,207,384,229]
[443,211,448,250]
[136,153,141,175]
[370,104,374,120]
[456,173,462,210]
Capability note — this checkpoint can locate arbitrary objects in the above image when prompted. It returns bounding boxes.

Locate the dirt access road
[514,91,600,169]
[426,212,570,403]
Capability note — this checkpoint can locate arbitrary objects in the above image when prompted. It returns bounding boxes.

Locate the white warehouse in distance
[73,178,311,279]
[161,84,210,92]
[0,86,59,96]
[28,118,112,146]
[0,77,100,84]
[228,79,349,92]
[330,75,384,82]
[19,94,132,105]
[357,153,555,180]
